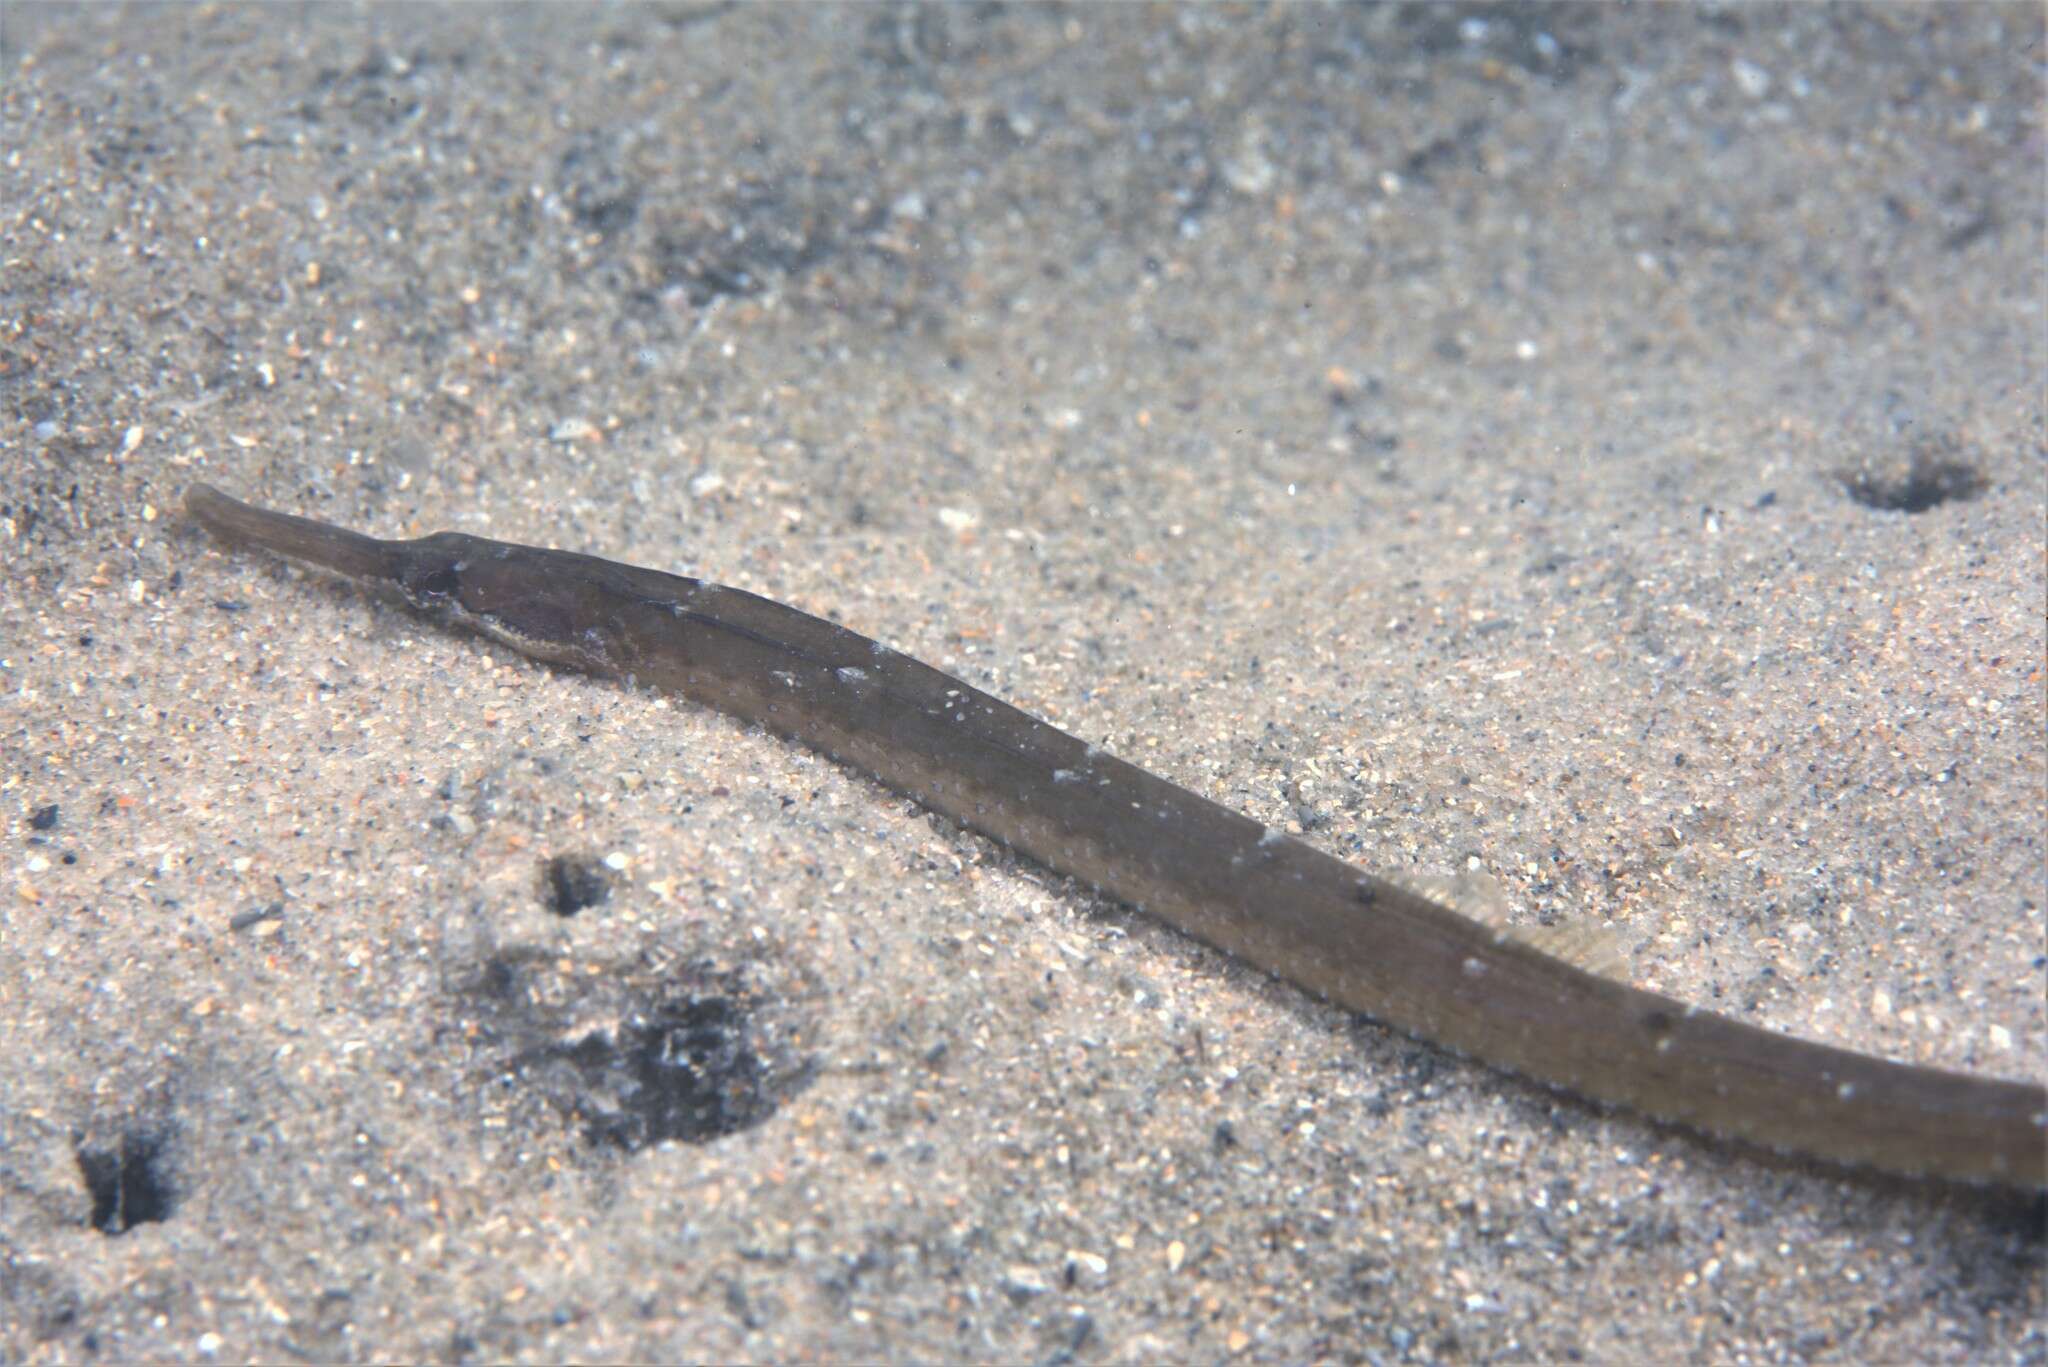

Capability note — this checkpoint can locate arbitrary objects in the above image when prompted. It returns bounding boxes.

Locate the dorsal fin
[1388,868,1511,925]
[1500,920,1631,981]
[1388,867,1630,982]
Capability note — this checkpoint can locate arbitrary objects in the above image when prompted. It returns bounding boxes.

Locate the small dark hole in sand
[76,1130,174,1234]
[1840,452,1986,513]
[542,854,610,917]
[567,998,774,1150]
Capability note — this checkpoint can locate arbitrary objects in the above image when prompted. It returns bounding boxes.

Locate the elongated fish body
[185,485,2046,1188]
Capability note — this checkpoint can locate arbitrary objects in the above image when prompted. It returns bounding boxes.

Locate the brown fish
[186,484,2046,1188]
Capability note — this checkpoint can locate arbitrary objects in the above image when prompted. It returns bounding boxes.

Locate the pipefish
[185,483,2046,1188]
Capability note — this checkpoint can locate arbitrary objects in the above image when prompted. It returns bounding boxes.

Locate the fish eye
[401,559,463,605]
